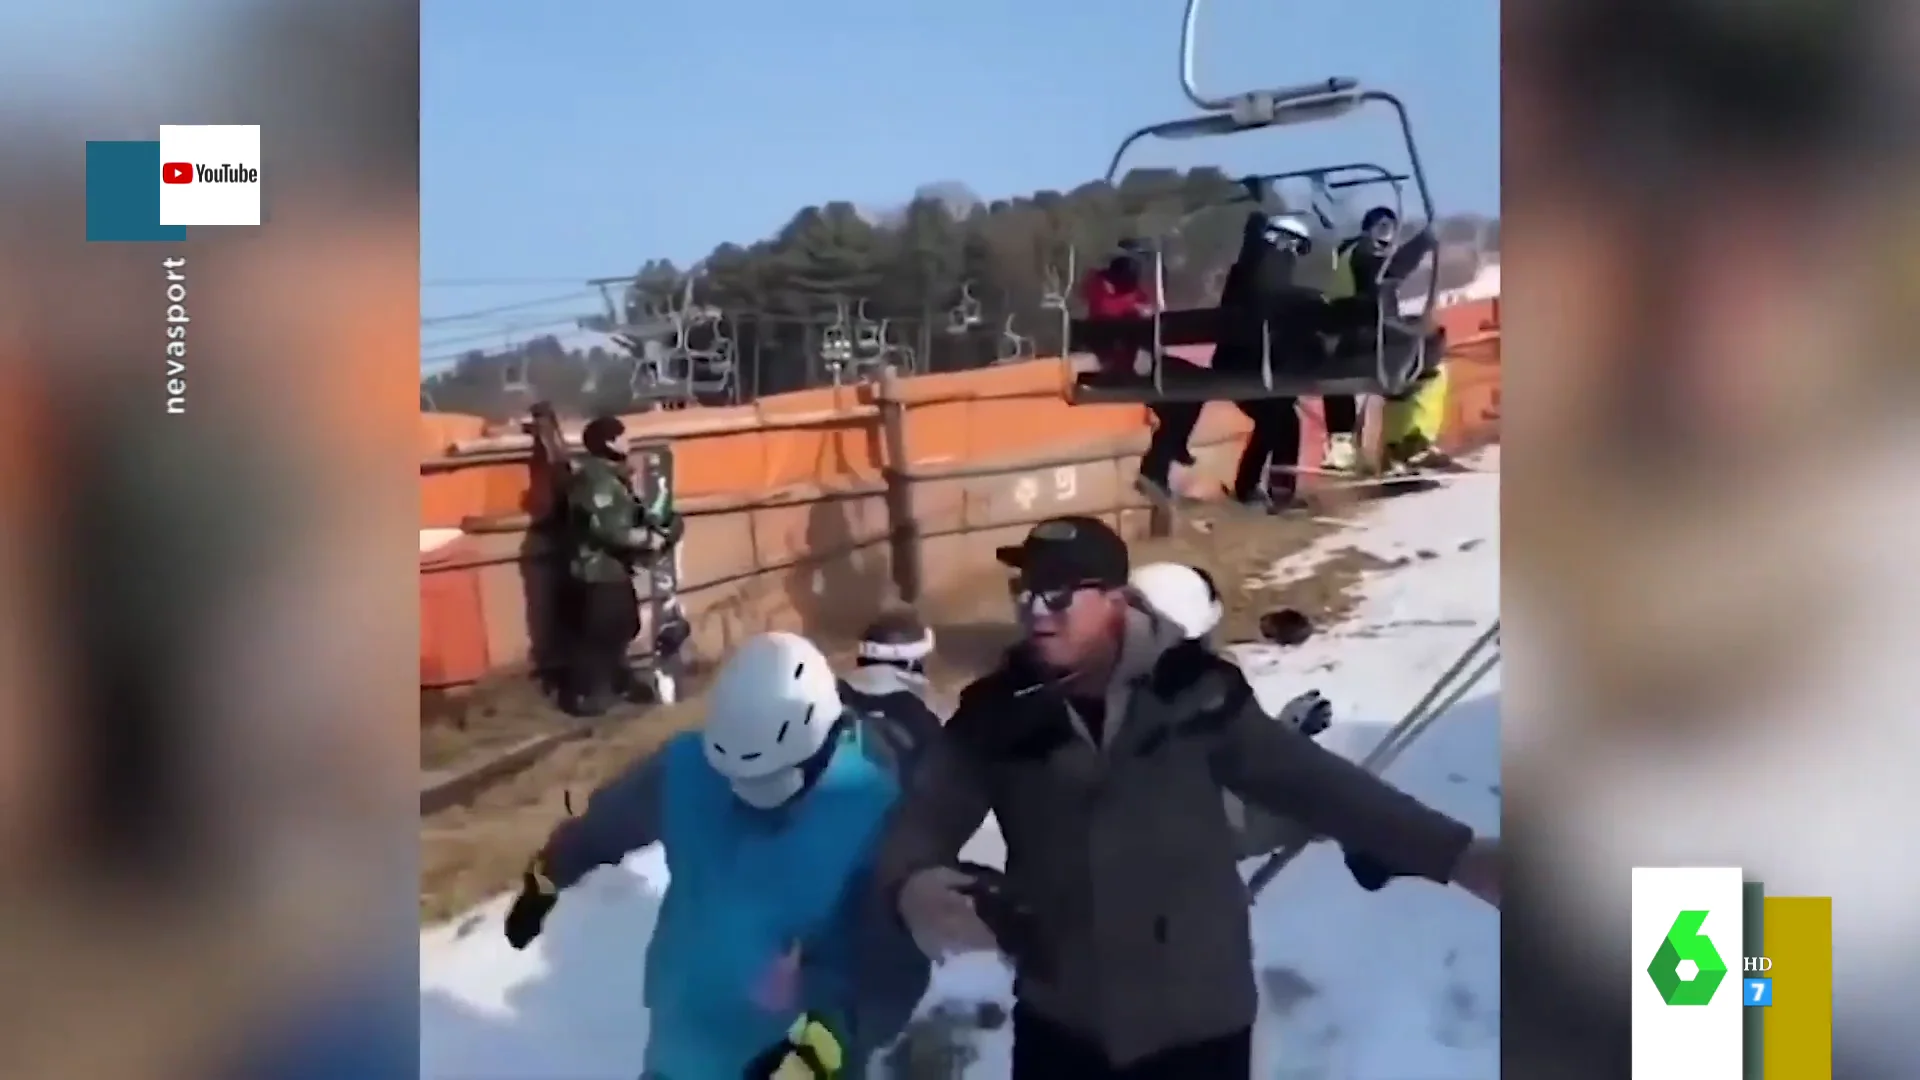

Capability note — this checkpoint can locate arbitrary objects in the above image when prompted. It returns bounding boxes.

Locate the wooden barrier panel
[418,307,1500,692]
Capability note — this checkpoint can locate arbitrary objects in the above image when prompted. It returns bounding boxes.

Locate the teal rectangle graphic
[86,141,186,243]
[1744,881,1765,1080]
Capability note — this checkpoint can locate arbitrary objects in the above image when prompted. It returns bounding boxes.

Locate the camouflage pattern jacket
[565,455,673,584]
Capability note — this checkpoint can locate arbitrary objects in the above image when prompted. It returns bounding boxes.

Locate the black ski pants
[1323,393,1358,435]
[1011,1006,1252,1080]
[567,577,641,709]
[1232,397,1300,501]
[1138,401,1203,488]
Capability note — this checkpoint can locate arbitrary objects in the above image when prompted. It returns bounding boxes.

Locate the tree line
[421,167,1498,419]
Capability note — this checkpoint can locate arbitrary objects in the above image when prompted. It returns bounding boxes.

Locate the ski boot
[1322,432,1360,473]
[1135,474,1200,512]
[1384,433,1459,474]
[1229,481,1306,517]
[1135,473,1175,507]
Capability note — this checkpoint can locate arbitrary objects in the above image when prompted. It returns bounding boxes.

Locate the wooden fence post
[875,365,924,604]
[1148,498,1174,539]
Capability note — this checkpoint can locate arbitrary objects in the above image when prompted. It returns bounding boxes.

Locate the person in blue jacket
[502,630,934,1079]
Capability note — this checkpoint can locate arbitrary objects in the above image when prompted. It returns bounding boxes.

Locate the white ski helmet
[702,631,845,808]
[1130,561,1223,640]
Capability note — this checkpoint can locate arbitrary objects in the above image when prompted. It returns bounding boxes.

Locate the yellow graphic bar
[1761,896,1831,1078]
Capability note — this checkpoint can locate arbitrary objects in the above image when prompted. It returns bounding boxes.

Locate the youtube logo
[162,162,193,184]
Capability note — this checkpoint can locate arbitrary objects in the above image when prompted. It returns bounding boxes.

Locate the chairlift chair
[945,282,984,335]
[629,338,693,407]
[500,357,531,395]
[851,299,884,361]
[682,305,737,399]
[1242,162,1411,238]
[996,314,1036,364]
[1064,0,1444,406]
[819,300,857,384]
[1039,255,1073,313]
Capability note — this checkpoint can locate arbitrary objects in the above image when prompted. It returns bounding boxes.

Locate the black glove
[742,1013,845,1079]
[656,510,685,546]
[655,611,691,659]
[1277,690,1332,737]
[953,862,1051,980]
[1342,847,1410,892]
[503,867,558,949]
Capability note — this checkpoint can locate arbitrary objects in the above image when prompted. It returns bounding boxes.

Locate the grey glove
[1277,690,1332,737]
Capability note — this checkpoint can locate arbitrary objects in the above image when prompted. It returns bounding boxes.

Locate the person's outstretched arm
[1201,666,1498,904]
[503,740,676,948]
[536,746,671,890]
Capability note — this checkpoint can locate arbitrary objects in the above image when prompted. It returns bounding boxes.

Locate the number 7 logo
[1743,977,1773,1007]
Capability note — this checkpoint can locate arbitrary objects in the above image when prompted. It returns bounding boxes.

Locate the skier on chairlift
[1084,247,1203,505]
[1315,206,1418,473]
[1330,206,1455,472]
[1215,211,1330,513]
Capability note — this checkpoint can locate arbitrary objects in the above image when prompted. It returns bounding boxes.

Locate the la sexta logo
[161,162,258,185]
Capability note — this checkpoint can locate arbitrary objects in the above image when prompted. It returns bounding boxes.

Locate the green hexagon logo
[1647,910,1728,1005]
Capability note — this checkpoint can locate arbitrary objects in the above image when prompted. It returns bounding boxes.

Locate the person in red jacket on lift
[1082,248,1201,502]
[1081,251,1154,372]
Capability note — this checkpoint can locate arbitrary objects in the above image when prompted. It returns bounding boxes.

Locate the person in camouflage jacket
[563,415,682,715]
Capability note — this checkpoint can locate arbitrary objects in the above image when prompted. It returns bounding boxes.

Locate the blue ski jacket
[537,698,935,1080]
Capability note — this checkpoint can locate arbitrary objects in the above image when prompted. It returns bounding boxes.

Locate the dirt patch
[422,697,703,922]
[420,495,1403,921]
[1130,507,1395,645]
[422,678,572,774]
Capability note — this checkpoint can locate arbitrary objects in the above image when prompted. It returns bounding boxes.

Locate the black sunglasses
[1008,578,1111,614]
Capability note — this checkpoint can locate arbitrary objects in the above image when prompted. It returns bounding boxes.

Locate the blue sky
[421,0,1498,368]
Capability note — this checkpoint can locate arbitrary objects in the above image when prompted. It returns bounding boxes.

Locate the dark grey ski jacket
[872,602,1476,1066]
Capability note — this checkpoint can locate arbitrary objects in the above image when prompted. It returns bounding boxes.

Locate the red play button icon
[161,162,193,184]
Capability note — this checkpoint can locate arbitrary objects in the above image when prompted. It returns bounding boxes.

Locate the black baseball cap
[995,516,1129,593]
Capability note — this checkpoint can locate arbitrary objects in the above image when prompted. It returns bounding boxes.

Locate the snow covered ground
[420,452,1501,1079]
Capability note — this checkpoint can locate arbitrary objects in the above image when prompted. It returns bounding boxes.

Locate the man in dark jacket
[874,516,1500,1079]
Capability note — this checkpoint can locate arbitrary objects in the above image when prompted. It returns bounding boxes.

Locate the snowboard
[631,438,688,703]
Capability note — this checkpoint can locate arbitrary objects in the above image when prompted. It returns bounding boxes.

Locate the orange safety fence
[419,298,1500,694]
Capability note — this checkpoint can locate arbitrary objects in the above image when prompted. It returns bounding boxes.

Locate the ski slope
[420,452,1501,1079]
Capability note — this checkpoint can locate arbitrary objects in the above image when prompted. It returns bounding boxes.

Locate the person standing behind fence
[562,415,681,717]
